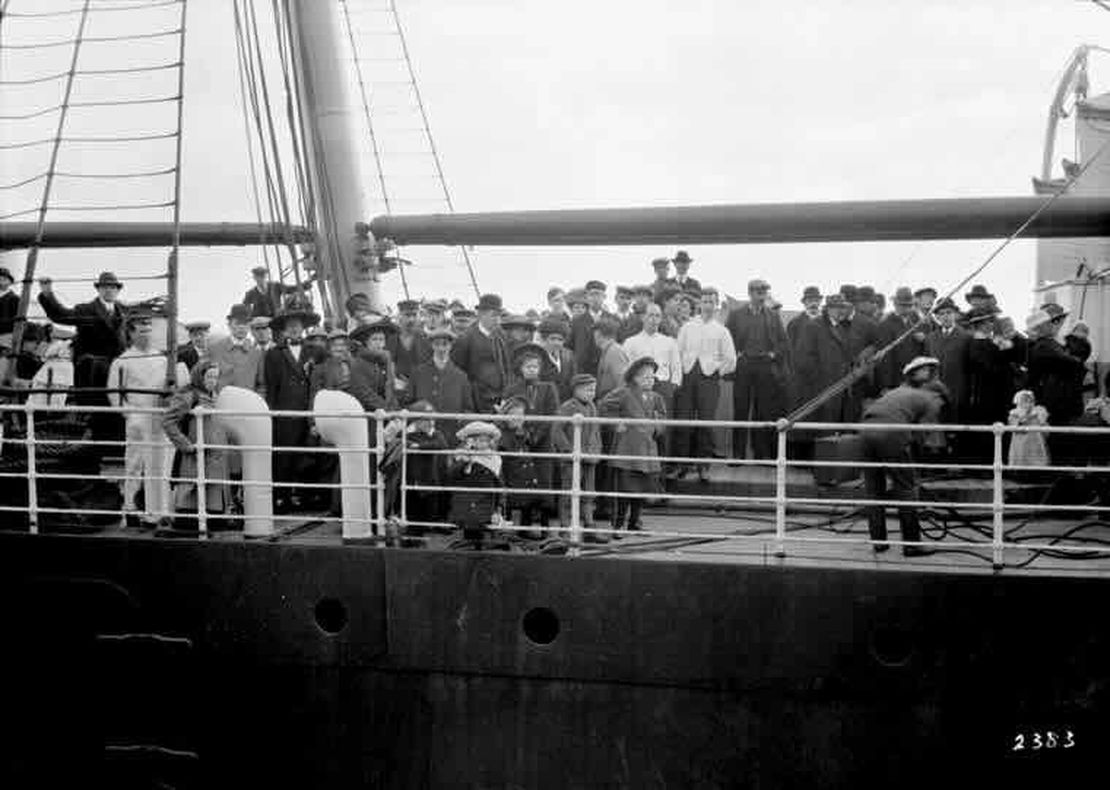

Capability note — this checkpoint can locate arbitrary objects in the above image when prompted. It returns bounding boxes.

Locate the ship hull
[0,532,1105,788]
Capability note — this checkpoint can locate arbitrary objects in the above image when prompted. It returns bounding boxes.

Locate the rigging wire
[164,0,188,386]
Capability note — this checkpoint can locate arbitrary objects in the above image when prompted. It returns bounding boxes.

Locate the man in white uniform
[107,311,188,528]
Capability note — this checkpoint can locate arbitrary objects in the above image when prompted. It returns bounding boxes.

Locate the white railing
[1,397,1109,572]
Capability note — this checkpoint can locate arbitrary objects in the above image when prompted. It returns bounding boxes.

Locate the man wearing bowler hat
[672,251,700,293]
[786,286,822,357]
[208,304,264,393]
[450,293,510,413]
[925,297,971,426]
[242,265,316,319]
[38,271,130,457]
[877,287,927,392]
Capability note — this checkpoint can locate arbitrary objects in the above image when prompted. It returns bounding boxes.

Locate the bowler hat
[1040,302,1068,321]
[624,356,658,384]
[476,293,503,313]
[964,284,993,301]
[839,284,857,301]
[748,278,770,293]
[227,303,251,323]
[570,373,597,389]
[345,292,374,315]
[913,286,938,299]
[94,271,123,289]
[893,287,915,306]
[825,294,849,308]
[271,308,321,333]
[250,266,268,277]
[397,299,420,313]
[584,280,607,292]
[538,318,569,338]
[184,321,210,333]
[673,250,693,265]
[933,297,959,314]
[855,285,877,303]
[902,356,940,376]
[801,286,822,302]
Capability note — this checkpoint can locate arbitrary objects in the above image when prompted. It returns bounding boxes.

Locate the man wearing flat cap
[450,293,510,413]
[725,278,790,459]
[672,251,700,293]
[567,280,613,378]
[650,257,676,303]
[38,271,130,455]
[176,320,211,371]
[242,265,316,319]
[388,299,432,398]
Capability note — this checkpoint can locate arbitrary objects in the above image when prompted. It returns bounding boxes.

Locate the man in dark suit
[877,287,927,392]
[537,318,576,401]
[38,271,129,456]
[262,306,318,512]
[450,293,509,413]
[242,266,316,319]
[388,299,433,401]
[925,297,972,424]
[650,257,676,303]
[409,328,474,443]
[786,286,822,361]
[672,250,701,293]
[726,279,791,459]
[176,320,210,371]
[795,294,870,427]
[568,280,611,376]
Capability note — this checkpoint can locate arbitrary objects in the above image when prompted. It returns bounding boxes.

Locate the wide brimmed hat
[624,355,658,384]
[498,395,530,413]
[913,286,937,299]
[227,303,252,323]
[801,285,822,302]
[456,421,501,443]
[512,342,547,366]
[476,293,503,312]
[1025,309,1053,332]
[1041,302,1068,322]
[538,318,569,338]
[501,313,536,330]
[965,284,993,301]
[902,356,939,376]
[933,297,959,314]
[426,327,456,343]
[892,287,915,306]
[673,250,693,265]
[349,318,396,344]
[271,309,321,332]
[94,271,123,289]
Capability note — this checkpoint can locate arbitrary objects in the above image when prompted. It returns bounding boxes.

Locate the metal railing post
[25,401,38,534]
[774,419,788,557]
[569,413,583,554]
[992,422,1005,570]
[399,410,409,531]
[374,410,385,537]
[194,408,207,537]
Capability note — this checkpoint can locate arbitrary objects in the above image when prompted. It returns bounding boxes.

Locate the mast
[286,0,377,314]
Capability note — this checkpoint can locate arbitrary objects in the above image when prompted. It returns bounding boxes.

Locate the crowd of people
[0,251,1104,550]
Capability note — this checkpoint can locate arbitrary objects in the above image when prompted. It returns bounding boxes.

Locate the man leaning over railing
[860,356,948,557]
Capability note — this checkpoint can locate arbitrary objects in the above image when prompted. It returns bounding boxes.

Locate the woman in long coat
[1026,307,1088,464]
[163,360,231,530]
[598,356,667,535]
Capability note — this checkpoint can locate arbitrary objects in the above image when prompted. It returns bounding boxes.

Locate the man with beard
[786,286,822,358]
[795,293,872,427]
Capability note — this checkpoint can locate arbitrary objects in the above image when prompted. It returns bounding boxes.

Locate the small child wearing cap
[1008,389,1049,470]
[447,420,504,547]
[498,396,552,537]
[552,374,603,540]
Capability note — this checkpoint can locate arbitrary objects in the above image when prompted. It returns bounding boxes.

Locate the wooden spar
[367,196,1110,246]
[0,221,314,250]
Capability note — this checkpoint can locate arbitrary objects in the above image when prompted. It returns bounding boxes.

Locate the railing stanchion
[374,410,385,538]
[194,408,207,537]
[25,400,38,534]
[399,410,409,532]
[992,422,1005,570]
[569,413,583,555]
[774,419,788,557]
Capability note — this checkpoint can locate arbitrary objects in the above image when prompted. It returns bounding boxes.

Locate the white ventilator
[312,390,373,540]
[214,386,273,537]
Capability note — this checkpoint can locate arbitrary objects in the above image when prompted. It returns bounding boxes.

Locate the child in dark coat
[498,395,553,537]
[552,374,604,541]
[447,421,504,547]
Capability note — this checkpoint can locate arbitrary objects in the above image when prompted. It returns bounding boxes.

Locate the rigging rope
[164,0,188,387]
[786,134,1110,425]
[7,0,93,375]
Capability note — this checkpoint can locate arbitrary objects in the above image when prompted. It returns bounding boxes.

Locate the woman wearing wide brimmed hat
[1026,304,1088,464]
[597,356,667,536]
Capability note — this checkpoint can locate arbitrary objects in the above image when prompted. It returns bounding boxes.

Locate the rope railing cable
[786,136,1110,425]
[339,0,410,301]
[76,60,182,76]
[7,0,92,370]
[3,0,181,15]
[164,0,187,387]
[0,173,48,190]
[0,27,181,49]
[271,0,315,236]
[388,0,480,298]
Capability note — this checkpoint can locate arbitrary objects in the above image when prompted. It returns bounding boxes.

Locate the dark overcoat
[794,315,863,423]
[598,385,667,474]
[540,348,577,402]
[876,312,926,391]
[1027,337,1087,426]
[450,325,509,412]
[925,327,972,422]
[408,359,474,443]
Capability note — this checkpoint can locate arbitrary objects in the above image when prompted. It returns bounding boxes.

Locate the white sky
[3,0,1110,326]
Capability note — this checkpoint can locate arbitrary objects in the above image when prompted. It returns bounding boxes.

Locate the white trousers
[123,413,171,518]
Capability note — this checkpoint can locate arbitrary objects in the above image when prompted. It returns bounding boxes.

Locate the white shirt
[623,330,682,386]
[98,297,118,314]
[106,347,188,410]
[676,316,737,376]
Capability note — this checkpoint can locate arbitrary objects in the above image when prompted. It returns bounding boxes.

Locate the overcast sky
[3,0,1110,328]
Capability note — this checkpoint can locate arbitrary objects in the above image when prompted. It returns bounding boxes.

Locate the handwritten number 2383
[1012,731,1074,751]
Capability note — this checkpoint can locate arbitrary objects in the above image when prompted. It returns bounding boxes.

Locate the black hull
[1,532,1105,788]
